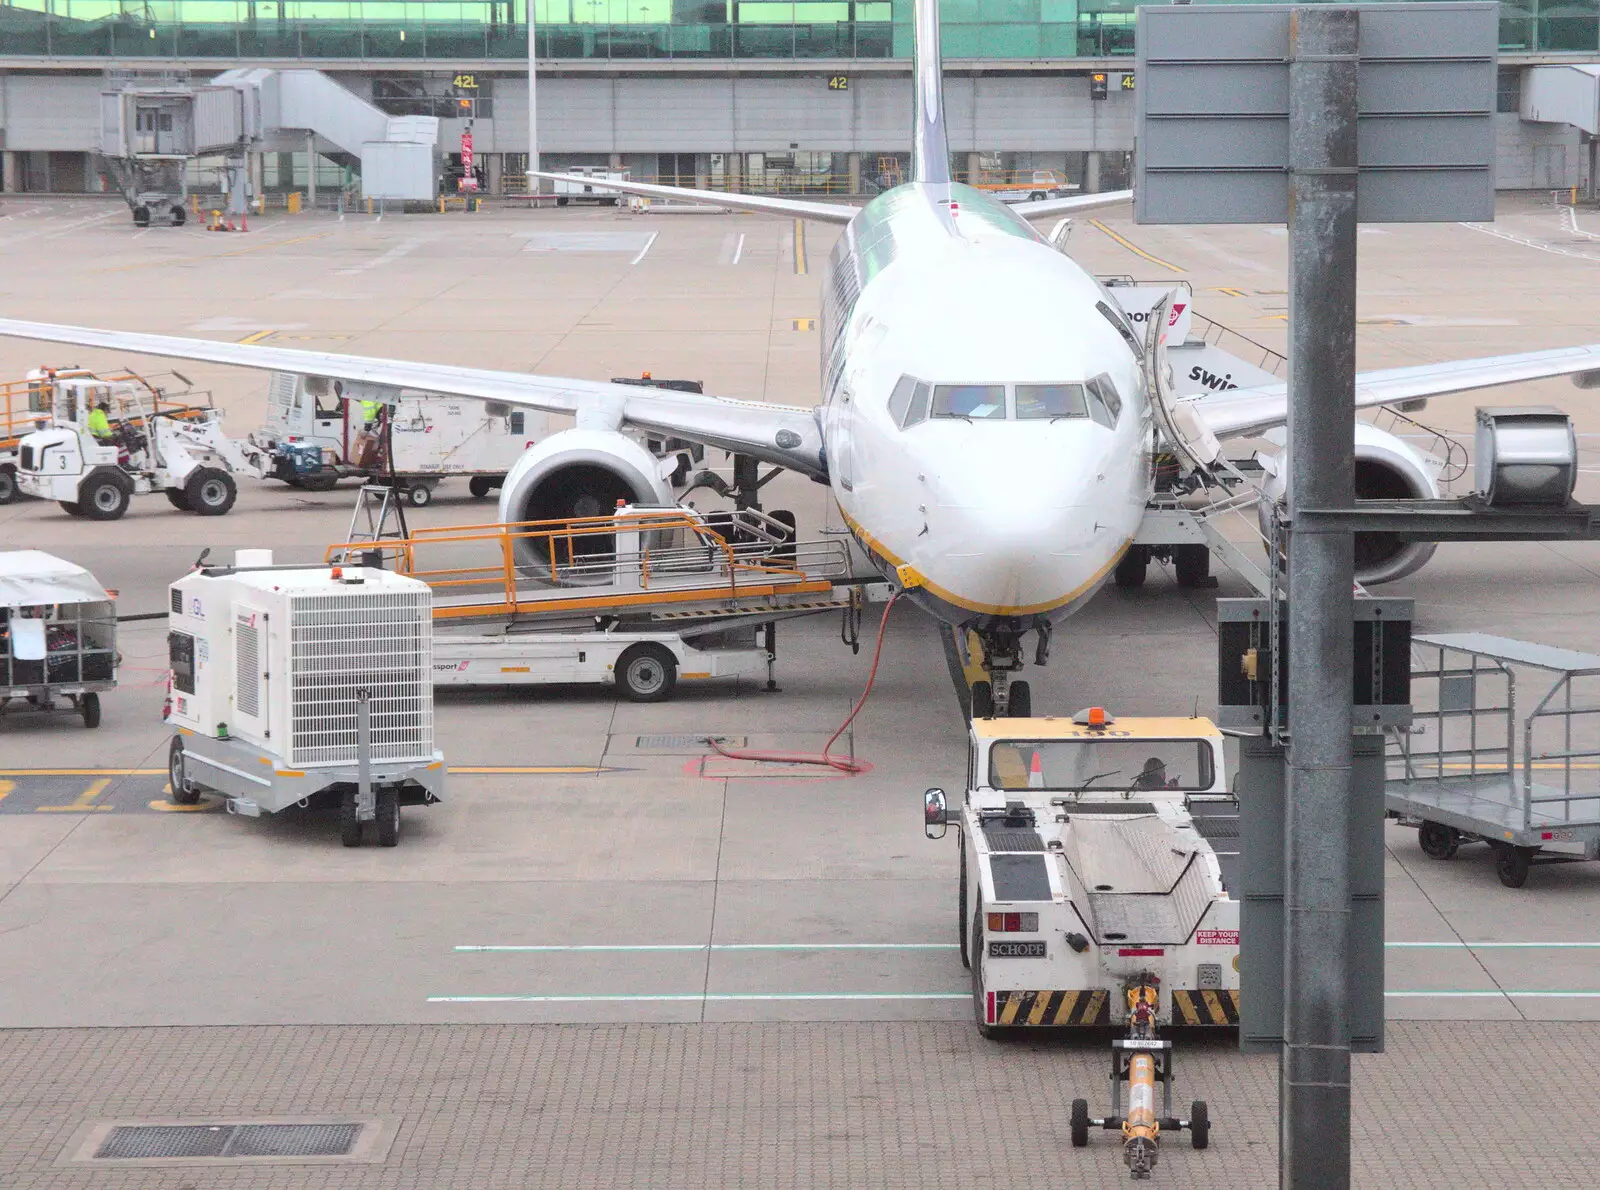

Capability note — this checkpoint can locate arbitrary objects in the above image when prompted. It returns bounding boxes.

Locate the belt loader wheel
[165,487,192,511]
[168,737,200,805]
[617,643,677,702]
[1189,1100,1210,1149]
[0,464,17,505]
[376,787,401,847]
[1114,546,1149,589]
[186,468,237,516]
[340,789,364,848]
[1418,820,1460,861]
[1070,1098,1091,1148]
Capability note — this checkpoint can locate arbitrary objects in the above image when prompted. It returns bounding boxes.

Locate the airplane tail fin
[911,0,952,184]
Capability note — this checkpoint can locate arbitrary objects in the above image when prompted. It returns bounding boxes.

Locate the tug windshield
[989,738,1214,793]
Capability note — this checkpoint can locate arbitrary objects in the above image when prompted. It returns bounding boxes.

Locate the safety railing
[1186,312,1287,378]
[1362,405,1470,491]
[326,507,847,619]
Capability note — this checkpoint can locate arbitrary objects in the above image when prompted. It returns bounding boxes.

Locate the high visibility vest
[87,408,113,439]
[360,400,382,424]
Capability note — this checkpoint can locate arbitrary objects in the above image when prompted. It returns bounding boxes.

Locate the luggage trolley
[0,551,118,728]
[1387,633,1600,887]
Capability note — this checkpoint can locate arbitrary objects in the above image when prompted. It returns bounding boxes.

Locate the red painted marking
[986,990,996,1024]
[1118,948,1165,957]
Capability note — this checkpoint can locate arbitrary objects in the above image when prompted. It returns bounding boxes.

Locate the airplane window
[888,375,917,425]
[1086,376,1117,429]
[1016,383,1088,420]
[931,384,1006,420]
[903,381,931,428]
[1098,375,1123,420]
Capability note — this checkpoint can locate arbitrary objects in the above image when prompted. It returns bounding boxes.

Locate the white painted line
[429,992,969,1003]
[1386,990,1600,998]
[732,233,744,265]
[630,231,659,265]
[455,943,956,952]
[1388,941,1600,949]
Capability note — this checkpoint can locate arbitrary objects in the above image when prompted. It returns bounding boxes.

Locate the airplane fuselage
[817,181,1155,631]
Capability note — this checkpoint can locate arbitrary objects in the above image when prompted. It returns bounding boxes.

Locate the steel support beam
[1298,499,1600,540]
[1282,9,1358,1189]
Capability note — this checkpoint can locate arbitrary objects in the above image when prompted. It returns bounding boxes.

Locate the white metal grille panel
[288,588,432,768]
[236,620,261,719]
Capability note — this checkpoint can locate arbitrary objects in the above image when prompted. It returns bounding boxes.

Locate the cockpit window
[1016,383,1088,420]
[1086,374,1121,429]
[902,381,930,428]
[888,375,917,425]
[932,384,1006,420]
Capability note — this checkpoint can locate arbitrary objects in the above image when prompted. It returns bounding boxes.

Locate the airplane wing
[0,318,827,478]
[530,171,859,225]
[1009,189,1134,219]
[1191,343,1600,441]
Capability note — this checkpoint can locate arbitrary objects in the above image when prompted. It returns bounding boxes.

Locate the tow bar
[1070,974,1210,1179]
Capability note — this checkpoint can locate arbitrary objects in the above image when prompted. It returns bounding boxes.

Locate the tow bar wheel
[1070,1098,1091,1148]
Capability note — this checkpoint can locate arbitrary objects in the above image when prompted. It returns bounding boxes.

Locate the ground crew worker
[360,398,382,428]
[86,398,114,442]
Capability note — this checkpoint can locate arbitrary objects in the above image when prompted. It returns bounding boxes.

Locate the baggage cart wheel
[1007,680,1032,718]
[340,790,364,847]
[0,464,17,505]
[168,737,200,805]
[958,843,971,969]
[1418,820,1460,861]
[404,484,433,508]
[469,476,497,499]
[971,681,994,719]
[58,500,82,516]
[376,787,401,848]
[79,693,101,729]
[1494,844,1534,888]
[297,472,339,493]
[1071,1098,1091,1148]
[133,206,150,228]
[164,487,192,511]
[1189,1100,1210,1149]
[1175,544,1212,588]
[80,470,132,521]
[185,468,237,516]
[1114,545,1148,588]
[170,206,186,227]
[617,643,677,702]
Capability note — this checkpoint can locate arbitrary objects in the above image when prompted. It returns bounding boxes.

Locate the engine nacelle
[1257,422,1441,585]
[497,428,676,572]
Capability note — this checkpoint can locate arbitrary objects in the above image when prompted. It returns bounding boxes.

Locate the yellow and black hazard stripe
[1170,988,1241,1026]
[991,989,1111,1027]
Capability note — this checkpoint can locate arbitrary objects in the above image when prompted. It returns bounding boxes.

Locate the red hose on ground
[704,590,903,774]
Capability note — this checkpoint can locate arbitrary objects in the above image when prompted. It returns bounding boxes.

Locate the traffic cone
[1028,751,1044,789]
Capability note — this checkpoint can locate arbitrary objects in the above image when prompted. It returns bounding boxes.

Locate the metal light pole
[527,0,540,182]
[1282,8,1358,1187]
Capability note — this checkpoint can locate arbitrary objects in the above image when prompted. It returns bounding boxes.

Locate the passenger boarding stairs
[331,493,856,636]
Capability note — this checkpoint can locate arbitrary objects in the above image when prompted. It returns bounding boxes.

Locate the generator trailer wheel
[168,738,200,805]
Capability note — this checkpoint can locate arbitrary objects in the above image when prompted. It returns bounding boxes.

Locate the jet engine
[1257,421,1441,585]
[497,428,677,575]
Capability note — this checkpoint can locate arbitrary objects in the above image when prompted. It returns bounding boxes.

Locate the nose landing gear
[943,624,1042,720]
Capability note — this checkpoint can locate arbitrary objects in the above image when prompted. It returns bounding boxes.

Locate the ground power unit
[165,551,445,846]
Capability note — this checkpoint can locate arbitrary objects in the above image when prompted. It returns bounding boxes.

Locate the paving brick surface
[1,1021,1594,1189]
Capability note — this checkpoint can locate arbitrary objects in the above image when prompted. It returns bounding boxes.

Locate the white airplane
[5,0,1600,716]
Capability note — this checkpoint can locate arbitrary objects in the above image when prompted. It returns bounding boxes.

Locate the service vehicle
[252,371,547,506]
[971,169,1075,202]
[15,369,268,519]
[551,166,629,206]
[924,707,1240,1035]
[0,550,118,729]
[165,551,445,846]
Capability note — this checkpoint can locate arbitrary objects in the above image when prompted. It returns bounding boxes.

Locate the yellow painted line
[93,231,334,275]
[0,768,163,775]
[791,318,816,331]
[1088,219,1185,274]
[149,790,222,813]
[0,779,11,802]
[236,329,276,345]
[1212,286,1246,297]
[36,778,115,813]
[793,219,807,275]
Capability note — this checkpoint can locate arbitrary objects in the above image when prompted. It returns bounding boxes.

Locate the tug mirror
[923,788,948,839]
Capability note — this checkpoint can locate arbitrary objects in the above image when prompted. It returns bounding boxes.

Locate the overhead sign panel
[1134,3,1497,224]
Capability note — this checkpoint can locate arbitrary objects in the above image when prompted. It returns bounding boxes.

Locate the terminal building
[0,1,1598,197]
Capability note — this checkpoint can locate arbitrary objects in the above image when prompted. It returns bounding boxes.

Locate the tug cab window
[1016,383,1088,420]
[931,384,1006,420]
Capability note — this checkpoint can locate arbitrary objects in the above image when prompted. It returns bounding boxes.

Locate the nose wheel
[943,626,1036,720]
